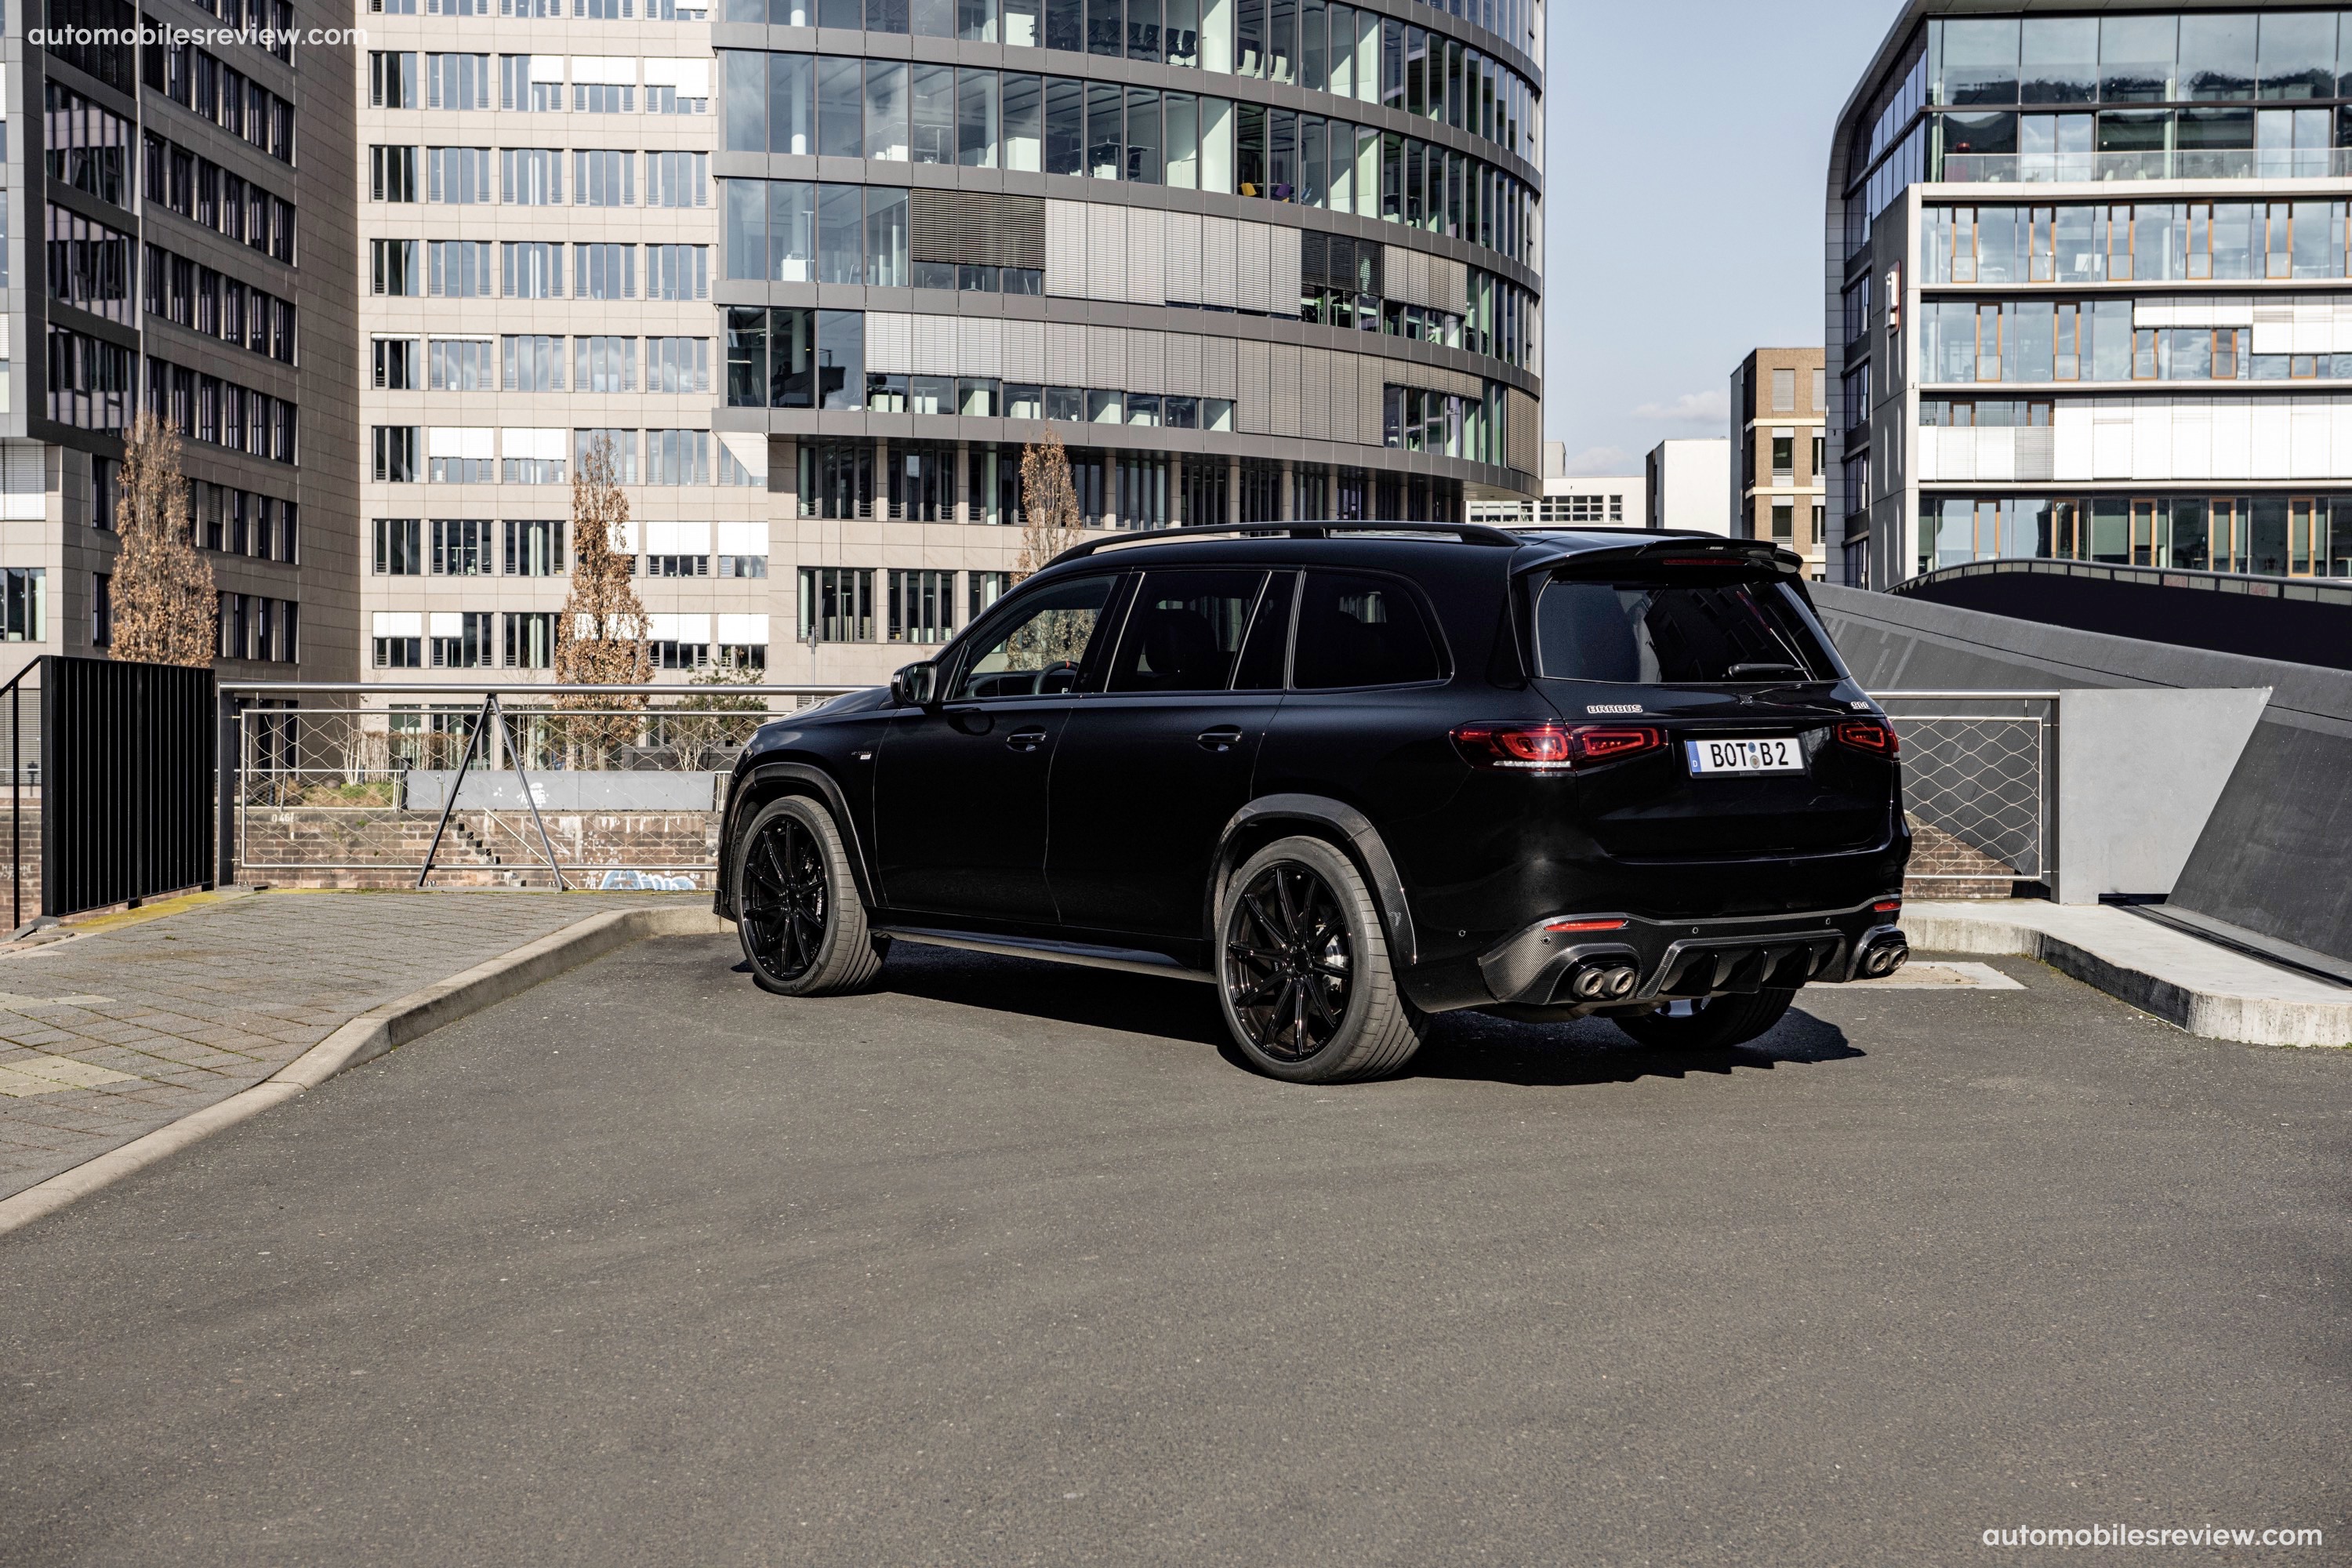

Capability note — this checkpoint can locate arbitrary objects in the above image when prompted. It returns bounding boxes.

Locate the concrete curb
[1906,901,2352,1049]
[0,906,730,1239]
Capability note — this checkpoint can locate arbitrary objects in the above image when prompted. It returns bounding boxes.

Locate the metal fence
[221,681,2066,895]
[223,681,855,891]
[1872,690,2059,887]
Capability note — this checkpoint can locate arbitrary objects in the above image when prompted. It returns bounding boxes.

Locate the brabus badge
[1585,704,1643,715]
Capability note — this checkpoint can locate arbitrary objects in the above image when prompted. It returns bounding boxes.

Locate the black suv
[716,524,1911,1083]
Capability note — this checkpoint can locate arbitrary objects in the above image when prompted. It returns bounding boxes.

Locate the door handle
[1006,726,1049,753]
[1196,726,1245,752]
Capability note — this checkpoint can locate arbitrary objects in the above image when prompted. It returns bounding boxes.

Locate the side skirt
[874,925,1218,985]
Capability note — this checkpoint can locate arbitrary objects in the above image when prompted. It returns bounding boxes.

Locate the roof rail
[1050,519,1525,564]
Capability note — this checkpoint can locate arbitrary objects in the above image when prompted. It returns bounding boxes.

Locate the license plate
[1685,737,1805,776]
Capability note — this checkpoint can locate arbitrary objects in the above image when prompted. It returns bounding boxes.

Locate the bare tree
[554,436,650,762]
[1008,432,1095,668]
[1014,430,1085,582]
[108,413,216,666]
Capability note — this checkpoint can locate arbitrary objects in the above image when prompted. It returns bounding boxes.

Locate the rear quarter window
[1292,571,1446,689]
[1536,575,1842,684]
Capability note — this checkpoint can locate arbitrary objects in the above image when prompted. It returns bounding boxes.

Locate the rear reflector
[1873,900,1901,914]
[1452,723,1666,772]
[1834,718,1900,758]
[1547,918,1629,933]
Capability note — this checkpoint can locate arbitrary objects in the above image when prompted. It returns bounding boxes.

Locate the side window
[1290,571,1445,690]
[1231,571,1297,691]
[949,574,1117,700]
[1105,569,1269,694]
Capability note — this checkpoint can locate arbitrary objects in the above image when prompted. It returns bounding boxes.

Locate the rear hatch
[1526,541,1894,861]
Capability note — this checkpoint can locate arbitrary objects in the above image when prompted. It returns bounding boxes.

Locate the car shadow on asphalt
[1405,1007,1863,1089]
[812,944,1863,1091]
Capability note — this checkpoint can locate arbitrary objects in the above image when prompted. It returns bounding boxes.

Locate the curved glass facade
[358,0,1542,686]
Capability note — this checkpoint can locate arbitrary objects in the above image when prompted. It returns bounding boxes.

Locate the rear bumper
[1472,900,1904,1010]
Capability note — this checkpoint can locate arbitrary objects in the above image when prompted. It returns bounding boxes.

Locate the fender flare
[1210,793,1419,969]
[719,760,878,918]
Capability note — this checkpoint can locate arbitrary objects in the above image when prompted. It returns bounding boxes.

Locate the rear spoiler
[1517,535,1806,579]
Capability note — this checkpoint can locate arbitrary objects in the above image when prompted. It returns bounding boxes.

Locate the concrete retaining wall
[1815,584,2352,963]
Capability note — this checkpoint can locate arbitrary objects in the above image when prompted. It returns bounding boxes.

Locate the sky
[1541,0,1899,476]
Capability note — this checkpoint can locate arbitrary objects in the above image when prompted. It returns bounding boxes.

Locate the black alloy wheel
[1225,862,1356,1064]
[742,811,830,983]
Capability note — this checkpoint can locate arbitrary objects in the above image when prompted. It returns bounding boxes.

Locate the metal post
[11,681,19,932]
[215,687,239,890]
[492,695,567,891]
[415,695,493,888]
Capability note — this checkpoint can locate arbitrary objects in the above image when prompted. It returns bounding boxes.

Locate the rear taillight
[1834,718,1900,758]
[1451,723,1666,772]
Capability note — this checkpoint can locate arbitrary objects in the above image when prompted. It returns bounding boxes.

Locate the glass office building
[1829,5,2352,590]
[361,0,1543,687]
[1,0,360,683]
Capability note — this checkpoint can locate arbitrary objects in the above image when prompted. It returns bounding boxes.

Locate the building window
[425,53,492,110]
[372,238,420,295]
[888,568,955,643]
[428,147,493,203]
[45,327,133,430]
[502,147,564,204]
[369,51,418,107]
[574,243,636,298]
[499,55,564,111]
[800,565,874,641]
[576,336,637,391]
[646,151,708,208]
[503,336,564,391]
[501,241,564,298]
[504,611,557,669]
[374,517,424,574]
[1771,503,1795,540]
[432,518,493,575]
[646,430,709,486]
[429,339,495,391]
[373,426,422,483]
[371,145,419,200]
[647,245,710,301]
[504,519,565,575]
[574,149,635,204]
[428,239,494,296]
[375,336,420,389]
[430,611,493,667]
[968,570,1011,622]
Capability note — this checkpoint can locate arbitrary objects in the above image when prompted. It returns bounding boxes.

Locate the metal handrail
[1871,689,2063,700]
[219,681,866,698]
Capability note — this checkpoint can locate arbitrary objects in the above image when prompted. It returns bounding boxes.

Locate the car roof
[1038,522,1803,578]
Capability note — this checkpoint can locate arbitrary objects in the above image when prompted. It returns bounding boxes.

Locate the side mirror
[890,660,938,708]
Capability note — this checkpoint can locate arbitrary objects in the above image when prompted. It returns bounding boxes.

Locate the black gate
[8,655,216,925]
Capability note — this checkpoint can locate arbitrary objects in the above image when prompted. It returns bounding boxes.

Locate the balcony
[1939,147,2346,185]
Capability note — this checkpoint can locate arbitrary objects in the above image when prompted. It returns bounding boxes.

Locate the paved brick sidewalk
[0,890,708,1200]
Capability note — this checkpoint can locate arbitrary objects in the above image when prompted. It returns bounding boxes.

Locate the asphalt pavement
[2,935,2347,1566]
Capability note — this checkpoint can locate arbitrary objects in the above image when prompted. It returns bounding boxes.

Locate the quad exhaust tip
[1567,962,1641,1002]
[1858,934,1911,978]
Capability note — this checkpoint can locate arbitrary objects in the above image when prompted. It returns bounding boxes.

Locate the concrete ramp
[1814,584,2352,967]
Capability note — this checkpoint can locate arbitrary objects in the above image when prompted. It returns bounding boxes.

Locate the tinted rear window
[1535,576,1842,684]
[1292,572,1445,689]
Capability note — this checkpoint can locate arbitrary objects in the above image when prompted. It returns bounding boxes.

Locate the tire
[1610,987,1798,1051]
[1215,835,1428,1084]
[735,796,883,996]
